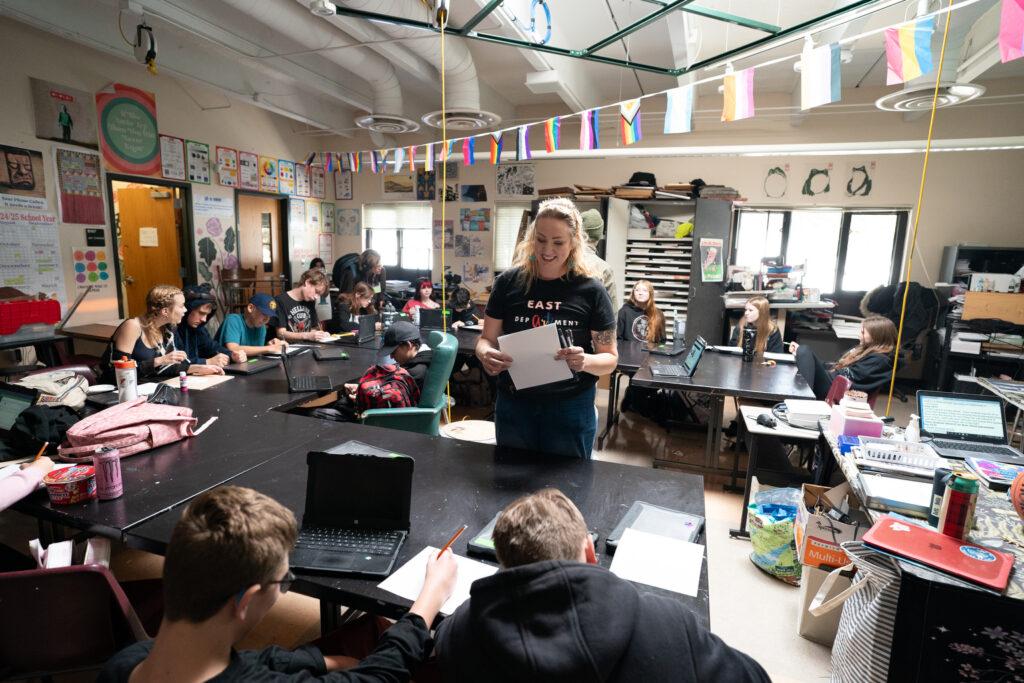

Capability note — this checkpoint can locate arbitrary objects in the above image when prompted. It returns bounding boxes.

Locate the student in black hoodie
[729,296,784,354]
[436,488,770,683]
[790,315,897,399]
[174,284,244,366]
[616,279,665,343]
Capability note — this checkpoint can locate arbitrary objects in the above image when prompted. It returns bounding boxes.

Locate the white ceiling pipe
[218,0,404,118]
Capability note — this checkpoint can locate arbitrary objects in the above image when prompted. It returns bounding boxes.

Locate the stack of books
[537,185,612,200]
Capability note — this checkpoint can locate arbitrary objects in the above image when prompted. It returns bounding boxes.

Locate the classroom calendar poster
[258,156,278,193]
[311,165,325,199]
[239,151,259,191]
[0,209,66,308]
[215,146,238,187]
[54,147,104,225]
[279,160,296,195]
[186,140,210,184]
[295,163,311,197]
[159,135,186,180]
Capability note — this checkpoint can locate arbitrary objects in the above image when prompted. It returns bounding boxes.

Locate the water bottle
[742,327,757,362]
[113,358,138,402]
[905,414,921,443]
[384,301,396,331]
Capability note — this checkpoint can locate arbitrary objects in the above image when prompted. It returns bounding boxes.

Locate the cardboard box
[797,565,852,646]
[795,483,871,570]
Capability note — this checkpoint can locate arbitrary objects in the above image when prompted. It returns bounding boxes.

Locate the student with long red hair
[729,297,784,354]
[616,280,665,343]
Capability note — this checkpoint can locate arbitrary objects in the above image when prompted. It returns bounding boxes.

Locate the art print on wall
[336,208,360,237]
[801,165,832,197]
[0,144,47,210]
[258,156,278,193]
[95,83,160,175]
[416,170,436,201]
[30,78,98,149]
[496,162,536,199]
[460,184,487,202]
[383,172,416,200]
[763,165,788,199]
[460,208,491,232]
[321,202,335,233]
[699,238,724,282]
[55,147,104,224]
[845,161,875,197]
[432,219,453,249]
[334,170,353,200]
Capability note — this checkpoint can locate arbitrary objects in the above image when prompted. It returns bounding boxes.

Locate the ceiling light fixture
[308,0,336,18]
[874,82,986,111]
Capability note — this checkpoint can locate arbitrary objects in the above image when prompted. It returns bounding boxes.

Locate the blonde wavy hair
[141,284,183,345]
[512,197,594,290]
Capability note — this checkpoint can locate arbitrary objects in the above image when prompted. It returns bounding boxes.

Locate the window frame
[363,203,433,271]
[730,207,909,296]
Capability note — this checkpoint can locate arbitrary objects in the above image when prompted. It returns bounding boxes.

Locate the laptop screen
[681,337,706,375]
[304,449,413,530]
[0,385,36,431]
[919,392,1005,442]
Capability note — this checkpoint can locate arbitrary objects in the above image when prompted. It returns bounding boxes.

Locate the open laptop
[418,308,448,331]
[917,390,1024,464]
[863,514,1013,592]
[334,314,380,346]
[647,317,687,356]
[291,442,413,577]
[0,383,39,437]
[650,336,706,378]
[223,357,279,375]
[281,349,333,393]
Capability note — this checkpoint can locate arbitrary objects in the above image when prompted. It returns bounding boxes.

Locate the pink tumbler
[93,447,123,500]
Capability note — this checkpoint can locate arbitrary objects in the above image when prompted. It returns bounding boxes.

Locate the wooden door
[238,194,284,295]
[117,186,182,317]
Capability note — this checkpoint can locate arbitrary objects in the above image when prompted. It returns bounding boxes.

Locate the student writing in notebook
[99,486,457,683]
[435,488,769,682]
[790,315,897,399]
[218,293,289,357]
[729,296,784,354]
[617,280,665,343]
[175,284,245,366]
[272,269,332,343]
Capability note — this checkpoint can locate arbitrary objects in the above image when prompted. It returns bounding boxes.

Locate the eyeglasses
[265,570,295,594]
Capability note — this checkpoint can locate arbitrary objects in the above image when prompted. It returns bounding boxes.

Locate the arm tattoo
[592,328,615,348]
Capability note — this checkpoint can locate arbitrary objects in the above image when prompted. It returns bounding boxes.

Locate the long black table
[631,350,815,473]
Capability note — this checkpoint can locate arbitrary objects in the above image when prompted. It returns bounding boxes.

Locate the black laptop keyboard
[291,376,329,391]
[651,365,684,377]
[933,440,1019,456]
[296,528,403,555]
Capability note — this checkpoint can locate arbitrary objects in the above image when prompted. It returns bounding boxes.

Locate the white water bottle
[905,414,921,443]
[113,358,138,402]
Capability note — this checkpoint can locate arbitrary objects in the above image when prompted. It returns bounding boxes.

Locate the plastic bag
[749,487,803,585]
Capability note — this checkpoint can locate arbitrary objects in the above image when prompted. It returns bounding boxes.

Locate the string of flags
[306,0,1023,174]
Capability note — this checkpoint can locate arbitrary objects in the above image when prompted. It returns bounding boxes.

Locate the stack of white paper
[497,324,572,391]
[378,547,498,616]
[609,528,704,596]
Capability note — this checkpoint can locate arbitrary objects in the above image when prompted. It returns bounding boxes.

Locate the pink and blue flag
[579,109,600,150]
[1000,0,1024,63]
[721,68,755,122]
[801,42,842,110]
[663,86,693,134]
[462,137,475,165]
[885,19,935,84]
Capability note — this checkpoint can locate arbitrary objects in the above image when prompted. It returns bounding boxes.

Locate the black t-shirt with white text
[485,268,615,398]
[272,292,318,334]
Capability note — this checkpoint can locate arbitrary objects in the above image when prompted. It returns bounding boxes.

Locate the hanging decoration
[392,146,406,172]
[579,109,600,150]
[663,85,693,134]
[619,99,642,145]
[324,152,336,173]
[424,143,435,171]
[516,125,532,160]
[801,42,842,110]
[462,137,475,165]
[1000,0,1024,63]
[304,151,316,166]
[489,132,503,164]
[348,152,360,173]
[543,117,560,152]
[407,146,417,172]
[370,150,381,174]
[885,18,935,84]
[721,67,755,122]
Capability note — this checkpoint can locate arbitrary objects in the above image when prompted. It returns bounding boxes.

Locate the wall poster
[334,170,352,200]
[159,135,186,180]
[699,238,724,283]
[279,159,296,195]
[215,146,238,187]
[186,140,210,184]
[258,156,278,193]
[30,78,98,149]
[295,163,310,197]
[0,209,66,307]
[239,151,259,191]
[55,147,104,225]
[321,202,335,233]
[310,165,325,199]
[95,83,160,175]
[336,208,359,237]
[0,145,47,210]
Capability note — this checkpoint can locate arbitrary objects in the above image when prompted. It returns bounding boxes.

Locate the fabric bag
[356,364,420,411]
[824,541,901,683]
[57,397,199,462]
[16,370,88,410]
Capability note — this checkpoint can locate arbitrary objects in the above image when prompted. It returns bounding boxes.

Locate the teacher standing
[476,198,617,459]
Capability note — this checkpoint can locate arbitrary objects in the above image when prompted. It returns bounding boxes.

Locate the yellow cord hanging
[439,19,453,424]
[884,0,955,416]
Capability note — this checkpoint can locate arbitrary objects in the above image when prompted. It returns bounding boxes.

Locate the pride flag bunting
[304,151,316,166]
[324,152,335,173]
[424,143,435,172]
[370,151,381,174]
[463,137,475,165]
[489,132,503,164]
[619,100,642,145]
[544,117,560,152]
[392,147,405,172]
[801,42,842,110]
[663,86,693,134]
[516,125,532,160]
[885,19,935,84]
[1000,0,1024,63]
[407,146,416,172]
[721,68,755,122]
[348,152,360,173]
[579,109,600,150]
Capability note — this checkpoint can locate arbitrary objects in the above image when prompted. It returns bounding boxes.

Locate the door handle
[125,275,135,285]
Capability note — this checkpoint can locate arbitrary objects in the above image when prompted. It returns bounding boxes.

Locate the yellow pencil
[436,524,468,559]
[33,441,49,461]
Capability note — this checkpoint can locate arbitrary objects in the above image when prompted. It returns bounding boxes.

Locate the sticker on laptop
[959,546,997,563]
[889,521,912,532]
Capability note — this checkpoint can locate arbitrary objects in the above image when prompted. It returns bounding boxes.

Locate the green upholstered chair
[361,330,458,436]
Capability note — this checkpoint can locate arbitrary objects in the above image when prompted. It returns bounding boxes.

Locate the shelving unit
[623,235,692,340]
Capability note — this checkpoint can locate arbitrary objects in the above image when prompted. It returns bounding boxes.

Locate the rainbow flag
[370,151,381,174]
[392,147,406,172]
[663,85,693,134]
[721,68,755,122]
[516,125,531,160]
[580,109,600,150]
[463,137,475,165]
[407,146,416,172]
[424,143,435,172]
[543,117,560,152]
[885,19,935,84]
[619,100,642,145]
[348,152,360,173]
[1001,0,1024,62]
[324,152,335,173]
[801,42,842,110]
[444,140,455,161]
[489,132,503,164]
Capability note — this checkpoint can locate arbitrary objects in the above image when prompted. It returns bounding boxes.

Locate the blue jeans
[495,385,597,459]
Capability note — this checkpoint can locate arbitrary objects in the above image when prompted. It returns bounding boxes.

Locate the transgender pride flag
[1001,0,1024,63]
[800,42,842,110]
[885,19,935,84]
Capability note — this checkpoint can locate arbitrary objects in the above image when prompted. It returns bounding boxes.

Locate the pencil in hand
[437,524,468,558]
[33,441,49,461]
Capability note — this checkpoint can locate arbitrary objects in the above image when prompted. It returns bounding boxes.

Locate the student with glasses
[99,485,457,682]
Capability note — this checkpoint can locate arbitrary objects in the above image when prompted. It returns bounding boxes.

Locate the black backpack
[332,253,360,290]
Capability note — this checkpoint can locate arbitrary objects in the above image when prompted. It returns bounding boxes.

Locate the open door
[237,193,286,294]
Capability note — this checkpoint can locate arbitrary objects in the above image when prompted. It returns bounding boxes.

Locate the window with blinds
[494,203,532,270]
[364,203,433,270]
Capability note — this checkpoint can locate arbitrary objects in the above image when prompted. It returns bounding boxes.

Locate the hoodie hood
[445,561,640,680]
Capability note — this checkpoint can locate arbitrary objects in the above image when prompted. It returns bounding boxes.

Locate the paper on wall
[497,323,573,391]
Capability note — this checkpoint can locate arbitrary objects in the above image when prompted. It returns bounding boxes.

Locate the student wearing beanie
[580,208,618,307]
[174,284,242,366]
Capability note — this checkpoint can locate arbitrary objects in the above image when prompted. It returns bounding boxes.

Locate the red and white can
[42,465,97,505]
[92,447,123,500]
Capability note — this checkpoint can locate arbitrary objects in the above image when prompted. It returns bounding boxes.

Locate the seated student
[340,321,430,409]
[272,269,332,343]
[174,284,244,367]
[0,457,54,570]
[790,315,897,399]
[729,296,784,354]
[617,279,665,343]
[448,285,480,331]
[100,485,456,683]
[218,293,289,357]
[329,282,377,333]
[402,278,440,316]
[436,488,770,682]
[309,257,325,271]
[99,284,223,383]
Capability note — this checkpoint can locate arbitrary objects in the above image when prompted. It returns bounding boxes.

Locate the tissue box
[829,404,883,438]
[794,483,871,570]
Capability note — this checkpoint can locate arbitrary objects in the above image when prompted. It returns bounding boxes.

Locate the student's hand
[189,364,225,376]
[556,345,587,373]
[230,349,247,364]
[451,321,464,331]
[22,456,54,477]
[307,330,331,342]
[156,350,187,366]
[788,342,800,355]
[266,339,287,353]
[207,353,230,367]
[344,383,358,399]
[479,347,513,376]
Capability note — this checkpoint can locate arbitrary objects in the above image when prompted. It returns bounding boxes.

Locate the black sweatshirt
[835,351,894,393]
[728,325,785,353]
[436,560,770,683]
[616,302,665,343]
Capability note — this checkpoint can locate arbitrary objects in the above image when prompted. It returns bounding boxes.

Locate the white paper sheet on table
[497,324,572,391]
[609,527,704,596]
[378,546,497,616]
[160,375,234,391]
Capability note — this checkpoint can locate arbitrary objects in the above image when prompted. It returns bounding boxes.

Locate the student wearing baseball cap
[337,322,432,411]
[218,293,290,358]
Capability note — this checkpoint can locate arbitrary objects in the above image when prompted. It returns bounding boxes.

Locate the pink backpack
[58,397,199,462]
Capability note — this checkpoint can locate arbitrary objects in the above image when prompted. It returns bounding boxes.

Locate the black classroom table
[631,350,815,472]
